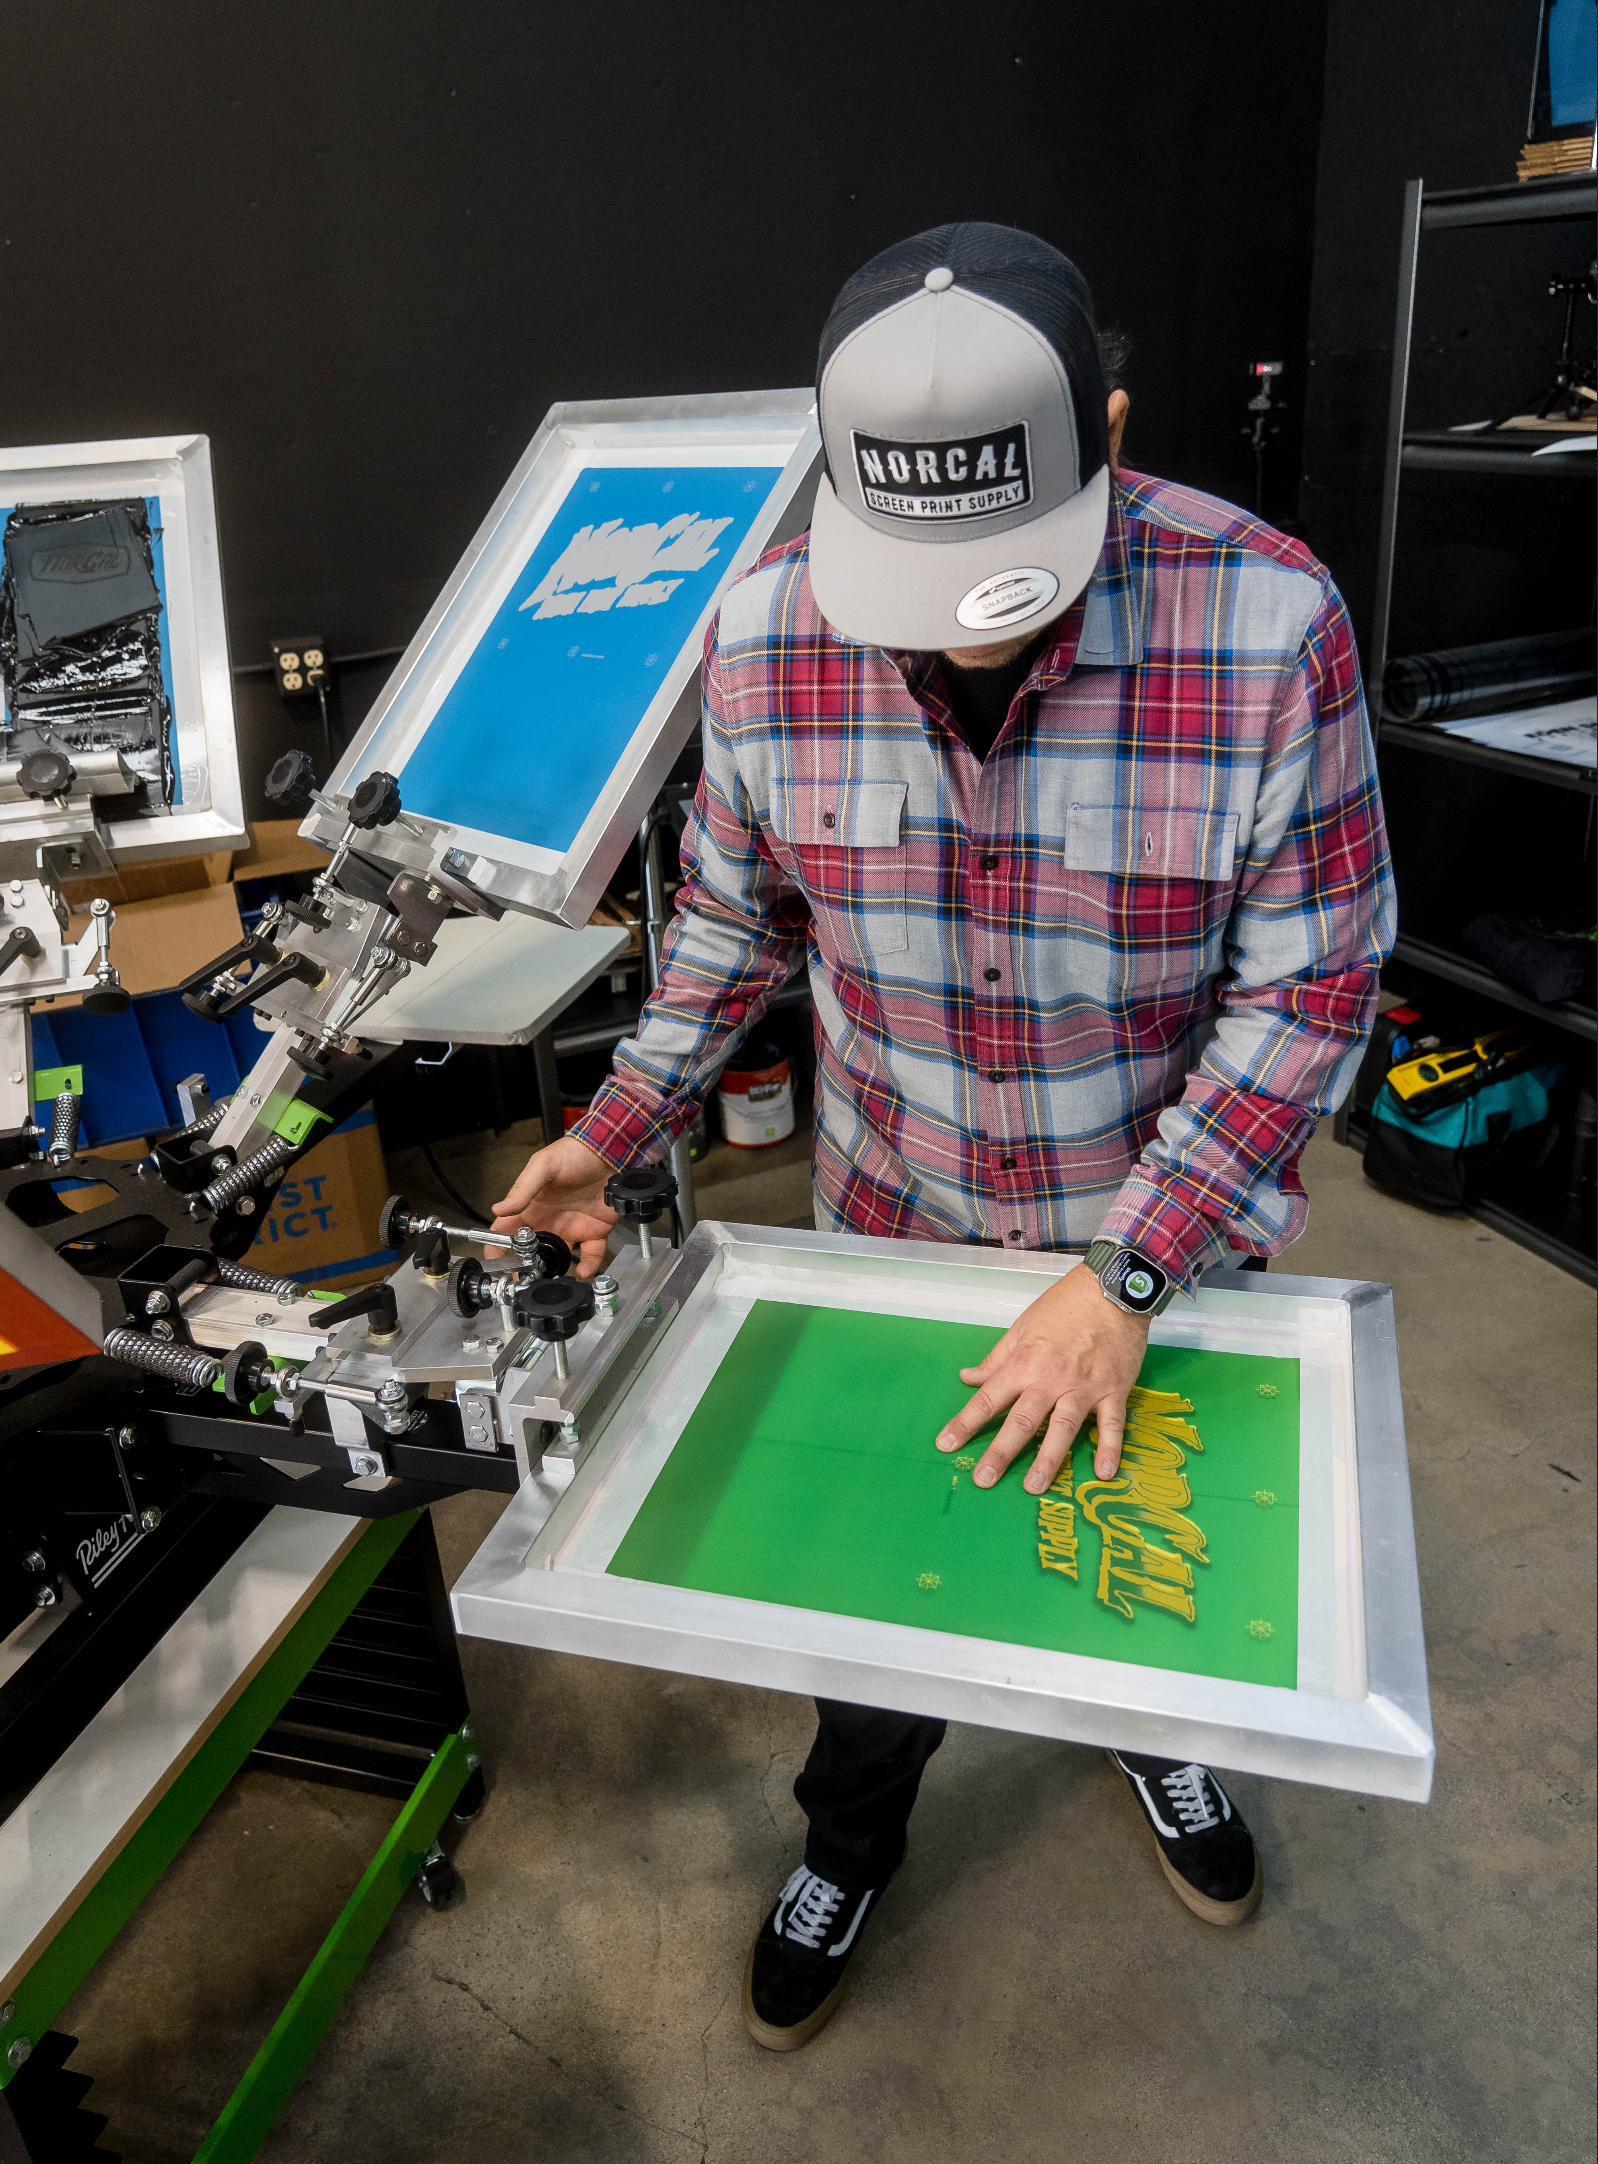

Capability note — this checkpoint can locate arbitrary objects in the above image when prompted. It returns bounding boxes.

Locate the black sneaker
[742,1864,886,2051]
[1109,1751,1264,1924]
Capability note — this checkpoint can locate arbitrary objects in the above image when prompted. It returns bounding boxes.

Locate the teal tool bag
[1364,1060,1563,1209]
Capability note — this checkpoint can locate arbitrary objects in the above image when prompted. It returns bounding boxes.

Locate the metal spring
[46,1091,81,1166]
[172,1097,231,1142]
[102,1328,221,1390]
[201,1135,293,1212]
[216,1257,302,1300]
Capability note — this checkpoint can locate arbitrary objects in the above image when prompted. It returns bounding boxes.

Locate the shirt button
[1008,1230,1023,1243]
[988,1069,1006,1083]
[984,967,1002,982]
[979,852,999,870]
[822,809,835,829]
[1000,1155,1017,1170]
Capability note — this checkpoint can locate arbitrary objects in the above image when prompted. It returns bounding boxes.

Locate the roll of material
[1383,628,1595,723]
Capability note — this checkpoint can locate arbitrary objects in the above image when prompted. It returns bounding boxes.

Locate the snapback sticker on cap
[851,422,1032,523]
[955,566,1061,631]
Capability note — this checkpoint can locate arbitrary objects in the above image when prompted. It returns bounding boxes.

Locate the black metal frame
[248,1511,486,1820]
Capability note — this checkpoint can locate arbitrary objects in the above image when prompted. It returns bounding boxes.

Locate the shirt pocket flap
[771,779,909,849]
[1063,803,1240,881]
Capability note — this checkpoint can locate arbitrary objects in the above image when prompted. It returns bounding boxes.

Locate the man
[492,223,1394,2051]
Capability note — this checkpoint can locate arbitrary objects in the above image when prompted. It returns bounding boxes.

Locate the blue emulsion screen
[395,463,785,854]
[1548,0,1597,126]
[0,493,182,802]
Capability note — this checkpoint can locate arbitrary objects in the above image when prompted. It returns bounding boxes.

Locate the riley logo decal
[76,1512,140,1584]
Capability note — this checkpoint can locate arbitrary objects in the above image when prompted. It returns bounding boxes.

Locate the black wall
[1298,0,1596,662]
[8,2,1328,810]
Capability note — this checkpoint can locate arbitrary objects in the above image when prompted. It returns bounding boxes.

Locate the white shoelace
[776,1867,845,1950]
[1160,1762,1226,1833]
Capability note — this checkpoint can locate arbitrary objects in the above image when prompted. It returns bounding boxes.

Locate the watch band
[1083,1237,1178,1318]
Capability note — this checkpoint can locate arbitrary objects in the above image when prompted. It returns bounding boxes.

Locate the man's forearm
[570,758,808,1168]
[1099,951,1387,1288]
[572,892,803,1166]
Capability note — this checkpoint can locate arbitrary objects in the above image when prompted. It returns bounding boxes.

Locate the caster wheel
[415,1845,464,1910]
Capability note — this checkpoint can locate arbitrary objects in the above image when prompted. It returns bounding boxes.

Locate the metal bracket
[455,1383,502,1454]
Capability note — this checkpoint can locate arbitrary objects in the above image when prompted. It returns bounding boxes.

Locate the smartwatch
[1083,1238,1177,1318]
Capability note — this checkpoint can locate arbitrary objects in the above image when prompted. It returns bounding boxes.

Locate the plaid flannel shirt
[573,468,1395,1290]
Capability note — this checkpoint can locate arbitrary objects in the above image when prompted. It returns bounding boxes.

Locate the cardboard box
[55,814,330,1004]
[247,1109,396,1290]
[65,882,244,998]
[232,818,328,882]
[58,849,233,911]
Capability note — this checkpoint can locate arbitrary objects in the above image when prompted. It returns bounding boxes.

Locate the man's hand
[491,1136,617,1279]
[934,1263,1151,1492]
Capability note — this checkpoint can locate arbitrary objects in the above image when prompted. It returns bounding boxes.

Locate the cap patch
[954,566,1061,631]
[851,422,1031,523]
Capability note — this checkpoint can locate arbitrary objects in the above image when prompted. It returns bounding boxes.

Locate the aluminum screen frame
[302,392,822,926]
[0,433,245,862]
[452,1226,1434,1803]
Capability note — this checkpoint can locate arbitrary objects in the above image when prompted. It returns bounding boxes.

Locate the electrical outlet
[270,636,328,702]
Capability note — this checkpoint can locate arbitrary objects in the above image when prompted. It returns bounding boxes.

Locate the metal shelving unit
[1377,713,1595,792]
[1400,431,1594,479]
[1351,172,1597,1284]
[1370,173,1597,699]
[1389,932,1597,1042]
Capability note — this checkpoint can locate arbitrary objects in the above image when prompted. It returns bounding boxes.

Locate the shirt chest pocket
[768,779,909,958]
[1058,802,1240,1000]
[1062,803,1241,883]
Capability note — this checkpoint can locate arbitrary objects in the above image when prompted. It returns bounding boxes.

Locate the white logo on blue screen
[519,514,735,620]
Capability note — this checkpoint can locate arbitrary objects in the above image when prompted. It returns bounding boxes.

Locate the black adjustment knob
[604,1165,677,1225]
[223,1339,275,1407]
[378,1193,420,1250]
[310,1281,400,1338]
[526,1229,573,1280]
[347,770,402,830]
[81,980,132,1016]
[513,1275,595,1340]
[18,749,76,799]
[265,748,318,810]
[448,1256,493,1317]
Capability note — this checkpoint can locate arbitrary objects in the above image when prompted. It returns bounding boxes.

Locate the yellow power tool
[1385,1030,1527,1109]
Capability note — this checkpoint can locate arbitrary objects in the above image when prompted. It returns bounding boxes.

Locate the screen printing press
[0,394,821,2159]
[0,391,1430,2157]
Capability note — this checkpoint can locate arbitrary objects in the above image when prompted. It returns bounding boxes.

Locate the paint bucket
[717,1041,795,1149]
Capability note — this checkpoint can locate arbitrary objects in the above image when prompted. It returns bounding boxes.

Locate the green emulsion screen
[607,1302,1302,1689]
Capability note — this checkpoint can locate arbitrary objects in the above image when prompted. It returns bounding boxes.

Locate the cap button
[923,266,955,292]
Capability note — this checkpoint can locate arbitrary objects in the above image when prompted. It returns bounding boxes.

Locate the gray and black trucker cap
[809,222,1110,651]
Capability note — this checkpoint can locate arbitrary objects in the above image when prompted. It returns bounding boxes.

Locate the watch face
[1107,1249,1167,1314]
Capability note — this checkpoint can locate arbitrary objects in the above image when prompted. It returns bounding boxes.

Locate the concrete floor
[58,1122,1594,2164]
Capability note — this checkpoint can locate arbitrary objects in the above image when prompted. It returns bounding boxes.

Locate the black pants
[796,1699,947,1890]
